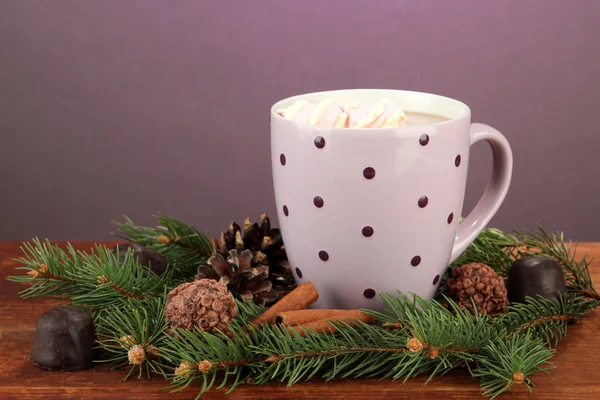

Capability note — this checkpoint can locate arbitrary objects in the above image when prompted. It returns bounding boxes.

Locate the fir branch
[498,294,593,346]
[471,333,554,399]
[113,214,214,279]
[7,239,92,298]
[439,226,600,305]
[513,226,600,301]
[95,297,171,379]
[453,227,518,272]
[7,239,174,311]
[234,300,265,323]
[101,289,586,399]
[6,223,600,399]
[371,292,497,353]
[161,322,257,396]
[160,293,514,398]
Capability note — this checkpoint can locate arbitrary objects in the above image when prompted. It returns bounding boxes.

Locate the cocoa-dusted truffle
[112,242,167,275]
[507,256,567,304]
[165,279,237,332]
[30,306,98,371]
[447,262,509,315]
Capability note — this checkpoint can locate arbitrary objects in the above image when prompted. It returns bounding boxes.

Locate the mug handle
[449,123,513,263]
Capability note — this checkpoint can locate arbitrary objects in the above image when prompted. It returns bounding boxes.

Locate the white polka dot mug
[271,89,513,311]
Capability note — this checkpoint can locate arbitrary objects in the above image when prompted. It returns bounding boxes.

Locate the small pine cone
[165,279,237,333]
[447,262,508,315]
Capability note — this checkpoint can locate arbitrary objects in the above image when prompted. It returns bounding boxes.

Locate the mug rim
[270,88,471,130]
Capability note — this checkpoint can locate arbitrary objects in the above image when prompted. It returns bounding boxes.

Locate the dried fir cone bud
[165,279,237,333]
[175,361,194,378]
[28,263,48,278]
[119,334,137,349]
[198,360,213,373]
[128,345,146,365]
[146,344,159,357]
[157,235,171,244]
[407,337,424,352]
[27,270,41,278]
[513,371,525,384]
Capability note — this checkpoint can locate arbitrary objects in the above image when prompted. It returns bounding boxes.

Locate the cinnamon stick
[283,312,375,337]
[275,309,372,326]
[252,281,318,325]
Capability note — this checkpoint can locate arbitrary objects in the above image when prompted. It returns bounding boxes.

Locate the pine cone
[196,249,277,306]
[165,279,237,333]
[212,214,296,302]
[447,262,508,315]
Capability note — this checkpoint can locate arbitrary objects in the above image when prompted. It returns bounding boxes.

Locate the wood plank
[1,241,599,399]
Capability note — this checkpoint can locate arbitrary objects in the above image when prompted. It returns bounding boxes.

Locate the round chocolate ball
[506,256,567,304]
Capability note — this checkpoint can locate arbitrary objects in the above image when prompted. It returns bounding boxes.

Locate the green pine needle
[113,214,214,280]
[6,223,599,399]
[95,296,171,379]
[7,239,174,312]
[472,333,554,399]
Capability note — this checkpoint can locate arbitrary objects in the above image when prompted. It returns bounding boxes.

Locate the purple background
[1,0,599,241]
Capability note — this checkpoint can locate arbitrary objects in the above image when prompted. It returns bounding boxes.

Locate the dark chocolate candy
[112,242,167,275]
[30,306,97,371]
[506,256,567,304]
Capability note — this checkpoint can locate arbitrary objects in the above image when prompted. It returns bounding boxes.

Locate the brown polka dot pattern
[279,127,454,295]
[314,136,326,149]
[363,167,376,179]
[363,288,376,299]
[319,251,329,261]
[313,196,324,208]
[411,256,421,267]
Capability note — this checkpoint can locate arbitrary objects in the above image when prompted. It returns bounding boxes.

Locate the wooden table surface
[1,241,599,399]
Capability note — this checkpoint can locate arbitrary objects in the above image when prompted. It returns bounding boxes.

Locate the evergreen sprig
[440,226,600,305]
[95,297,171,379]
[472,333,554,399]
[6,224,599,399]
[95,297,263,383]
[513,228,599,301]
[158,292,560,399]
[7,239,173,316]
[499,294,594,346]
[113,214,214,279]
